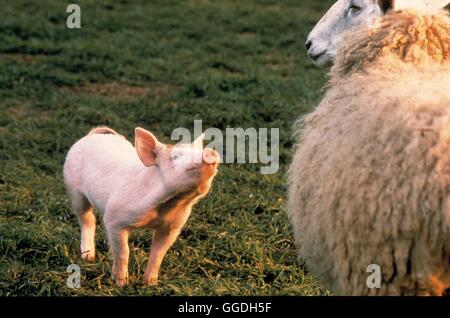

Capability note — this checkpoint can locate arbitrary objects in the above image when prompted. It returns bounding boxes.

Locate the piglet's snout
[202,148,220,165]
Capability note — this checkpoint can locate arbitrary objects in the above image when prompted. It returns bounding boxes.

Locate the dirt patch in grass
[149,83,177,100]
[0,54,47,63]
[7,104,29,119]
[263,53,296,71]
[236,32,257,40]
[59,82,179,101]
[59,82,149,100]
[264,53,284,70]
[37,110,49,120]
[6,104,49,121]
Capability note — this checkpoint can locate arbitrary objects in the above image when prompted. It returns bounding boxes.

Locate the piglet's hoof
[113,275,128,287]
[81,250,95,262]
[144,277,158,286]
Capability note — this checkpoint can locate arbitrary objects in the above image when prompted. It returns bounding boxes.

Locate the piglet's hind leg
[70,191,96,261]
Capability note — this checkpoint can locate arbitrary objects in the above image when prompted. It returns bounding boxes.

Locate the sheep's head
[306,0,450,67]
[331,10,450,79]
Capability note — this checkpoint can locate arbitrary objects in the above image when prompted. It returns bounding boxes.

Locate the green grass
[0,0,333,296]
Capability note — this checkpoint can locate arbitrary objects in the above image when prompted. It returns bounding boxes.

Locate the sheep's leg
[70,192,96,261]
[107,226,130,287]
[143,228,181,285]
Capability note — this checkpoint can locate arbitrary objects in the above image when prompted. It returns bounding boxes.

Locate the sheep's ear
[135,128,164,167]
[379,0,394,13]
[393,0,450,11]
[430,0,450,9]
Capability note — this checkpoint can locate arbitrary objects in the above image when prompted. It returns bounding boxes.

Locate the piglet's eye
[171,153,181,161]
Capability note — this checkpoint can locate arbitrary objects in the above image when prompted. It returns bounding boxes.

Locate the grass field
[0,0,334,296]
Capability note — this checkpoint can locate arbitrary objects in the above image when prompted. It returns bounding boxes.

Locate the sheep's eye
[349,4,362,14]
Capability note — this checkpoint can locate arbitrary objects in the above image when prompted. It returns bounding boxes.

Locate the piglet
[63,126,220,286]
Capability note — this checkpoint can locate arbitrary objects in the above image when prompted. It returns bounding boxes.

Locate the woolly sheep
[306,0,450,67]
[288,9,450,295]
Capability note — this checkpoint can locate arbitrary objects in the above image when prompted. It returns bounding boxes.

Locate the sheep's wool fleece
[288,10,450,296]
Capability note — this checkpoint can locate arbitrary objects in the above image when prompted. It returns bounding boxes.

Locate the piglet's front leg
[143,227,182,285]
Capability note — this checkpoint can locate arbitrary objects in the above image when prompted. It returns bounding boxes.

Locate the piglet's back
[65,133,139,168]
[63,133,141,198]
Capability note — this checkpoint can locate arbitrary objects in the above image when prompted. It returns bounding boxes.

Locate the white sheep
[305,0,450,67]
[288,6,450,295]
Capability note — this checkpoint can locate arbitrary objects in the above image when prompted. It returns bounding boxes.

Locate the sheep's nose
[305,39,312,50]
[203,148,220,165]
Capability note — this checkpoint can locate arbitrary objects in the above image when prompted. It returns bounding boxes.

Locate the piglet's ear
[135,128,163,167]
[193,133,205,150]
